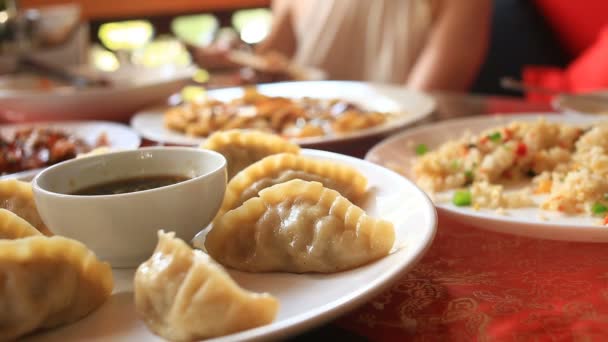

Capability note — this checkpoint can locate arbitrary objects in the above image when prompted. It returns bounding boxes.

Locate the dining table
[285,92,608,341]
[6,87,607,341]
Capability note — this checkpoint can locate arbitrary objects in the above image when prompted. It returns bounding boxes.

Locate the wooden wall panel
[20,0,270,20]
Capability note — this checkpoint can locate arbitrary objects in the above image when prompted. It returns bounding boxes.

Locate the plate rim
[129,80,436,147]
[365,112,608,237]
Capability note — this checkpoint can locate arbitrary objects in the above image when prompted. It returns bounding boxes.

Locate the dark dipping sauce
[73,175,190,196]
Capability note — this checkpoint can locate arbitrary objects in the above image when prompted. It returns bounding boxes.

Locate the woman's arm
[254,0,297,58]
[189,1,296,70]
[406,0,491,92]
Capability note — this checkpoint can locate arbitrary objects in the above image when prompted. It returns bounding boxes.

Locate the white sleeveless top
[285,0,438,84]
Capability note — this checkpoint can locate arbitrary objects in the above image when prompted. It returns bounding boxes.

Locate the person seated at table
[191,0,491,92]
[471,0,608,99]
[521,0,608,101]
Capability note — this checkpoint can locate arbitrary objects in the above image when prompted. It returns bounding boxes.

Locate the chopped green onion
[592,203,608,215]
[453,190,472,206]
[450,160,460,170]
[488,132,502,142]
[415,143,428,156]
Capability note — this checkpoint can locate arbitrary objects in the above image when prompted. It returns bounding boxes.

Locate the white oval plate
[23,149,437,342]
[130,80,436,146]
[365,113,608,242]
[0,121,141,181]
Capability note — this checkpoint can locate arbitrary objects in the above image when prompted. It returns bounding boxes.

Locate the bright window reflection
[99,20,154,51]
[90,44,120,71]
[181,85,207,103]
[232,8,272,44]
[171,14,218,46]
[192,68,210,83]
[130,36,191,67]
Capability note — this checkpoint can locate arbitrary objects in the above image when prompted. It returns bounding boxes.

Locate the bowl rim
[31,146,226,199]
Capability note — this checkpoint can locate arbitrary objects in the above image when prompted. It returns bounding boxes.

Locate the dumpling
[135,231,279,342]
[0,235,113,341]
[201,130,300,179]
[203,180,395,273]
[0,208,41,239]
[0,179,52,236]
[219,153,368,215]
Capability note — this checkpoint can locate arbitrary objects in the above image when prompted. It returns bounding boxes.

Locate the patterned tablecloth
[337,213,608,341]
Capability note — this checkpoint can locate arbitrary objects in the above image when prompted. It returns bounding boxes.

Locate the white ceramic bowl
[32,147,226,267]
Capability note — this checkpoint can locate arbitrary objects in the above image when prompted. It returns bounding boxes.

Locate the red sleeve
[534,0,608,56]
[523,26,608,102]
[566,27,608,92]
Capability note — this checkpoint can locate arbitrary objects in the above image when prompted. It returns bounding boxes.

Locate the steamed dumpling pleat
[0,236,113,340]
[201,130,300,179]
[204,180,395,273]
[0,208,41,239]
[135,231,278,342]
[219,153,367,215]
[0,179,52,236]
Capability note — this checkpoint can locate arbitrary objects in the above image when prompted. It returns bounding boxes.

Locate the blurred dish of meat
[164,87,391,139]
[0,128,106,175]
[130,81,436,147]
[0,121,141,179]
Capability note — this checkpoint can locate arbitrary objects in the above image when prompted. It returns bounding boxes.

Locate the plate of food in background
[365,113,608,242]
[130,80,436,147]
[0,121,141,181]
[0,63,195,122]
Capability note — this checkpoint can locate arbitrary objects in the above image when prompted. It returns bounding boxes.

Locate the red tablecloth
[337,214,608,341]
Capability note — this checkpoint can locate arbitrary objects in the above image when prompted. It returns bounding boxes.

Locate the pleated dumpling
[204,180,395,273]
[0,179,52,236]
[135,231,278,342]
[0,208,41,239]
[0,236,113,341]
[219,153,368,215]
[201,130,300,179]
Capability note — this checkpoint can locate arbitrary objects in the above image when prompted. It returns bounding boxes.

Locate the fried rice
[413,119,608,219]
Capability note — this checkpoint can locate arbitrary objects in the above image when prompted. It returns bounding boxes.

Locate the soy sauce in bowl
[73,175,190,196]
